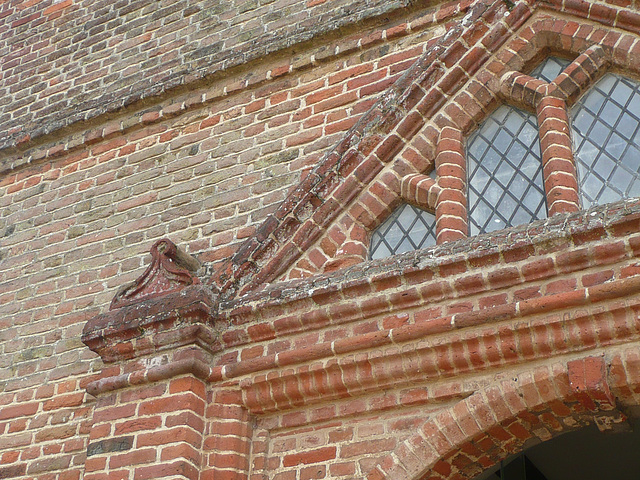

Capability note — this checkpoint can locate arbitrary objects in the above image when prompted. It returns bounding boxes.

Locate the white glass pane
[467,104,547,235]
[369,204,436,259]
[571,73,640,208]
[530,57,572,82]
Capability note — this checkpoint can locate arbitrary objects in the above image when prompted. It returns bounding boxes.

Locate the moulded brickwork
[0,2,463,476]
[3,0,640,479]
[269,5,640,286]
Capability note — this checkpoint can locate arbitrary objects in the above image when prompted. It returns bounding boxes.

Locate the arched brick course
[369,354,630,480]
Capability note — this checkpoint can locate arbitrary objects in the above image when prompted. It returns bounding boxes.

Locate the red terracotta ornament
[110,238,201,310]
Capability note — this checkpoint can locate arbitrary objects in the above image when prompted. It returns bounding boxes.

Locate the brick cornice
[238,287,640,414]
[83,199,640,409]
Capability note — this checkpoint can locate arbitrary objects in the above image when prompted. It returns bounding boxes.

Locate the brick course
[2,0,640,478]
[0,0,435,152]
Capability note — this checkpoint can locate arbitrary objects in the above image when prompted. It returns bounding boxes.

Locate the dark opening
[474,422,640,480]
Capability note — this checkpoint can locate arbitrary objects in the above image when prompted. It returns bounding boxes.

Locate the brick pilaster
[84,374,208,480]
[202,389,252,479]
[435,126,468,243]
[81,240,252,479]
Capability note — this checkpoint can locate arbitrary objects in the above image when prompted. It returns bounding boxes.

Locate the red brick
[283,447,337,467]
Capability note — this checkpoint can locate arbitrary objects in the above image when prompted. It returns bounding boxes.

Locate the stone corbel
[82,239,220,363]
[111,238,202,309]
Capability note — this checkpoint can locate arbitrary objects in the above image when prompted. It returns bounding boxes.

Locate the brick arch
[366,354,636,480]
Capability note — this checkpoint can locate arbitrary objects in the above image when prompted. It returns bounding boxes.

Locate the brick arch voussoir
[607,346,640,411]
[508,16,640,90]
[367,355,630,480]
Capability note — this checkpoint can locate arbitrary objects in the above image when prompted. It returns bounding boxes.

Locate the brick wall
[0,0,430,151]
[2,0,640,478]
[220,201,640,478]
[0,1,457,476]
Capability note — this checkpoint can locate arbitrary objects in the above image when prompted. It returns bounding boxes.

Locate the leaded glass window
[369,204,436,259]
[530,56,571,82]
[467,105,547,236]
[571,73,640,208]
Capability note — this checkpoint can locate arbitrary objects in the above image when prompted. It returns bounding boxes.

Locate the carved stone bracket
[82,239,220,364]
[111,238,202,310]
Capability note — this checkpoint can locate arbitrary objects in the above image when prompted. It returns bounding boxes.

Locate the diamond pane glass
[571,73,640,208]
[467,105,547,236]
[369,204,436,259]
[530,56,572,82]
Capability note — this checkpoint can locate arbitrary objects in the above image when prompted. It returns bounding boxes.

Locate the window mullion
[435,126,468,244]
[536,95,581,215]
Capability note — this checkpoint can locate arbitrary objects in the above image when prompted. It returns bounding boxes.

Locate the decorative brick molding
[367,355,627,480]
[400,174,440,212]
[498,44,610,215]
[110,238,202,309]
[434,127,467,243]
[81,240,245,479]
[208,201,640,420]
[75,3,640,474]
[81,198,640,479]
[210,0,532,297]
[5,0,640,477]
[82,239,218,363]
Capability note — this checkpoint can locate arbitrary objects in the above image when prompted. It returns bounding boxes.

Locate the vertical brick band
[435,127,468,243]
[536,95,581,215]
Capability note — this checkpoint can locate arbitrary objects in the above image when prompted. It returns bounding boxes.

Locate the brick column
[81,239,252,480]
[435,126,468,243]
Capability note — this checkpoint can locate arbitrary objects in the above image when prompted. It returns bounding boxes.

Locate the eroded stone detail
[111,238,201,310]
